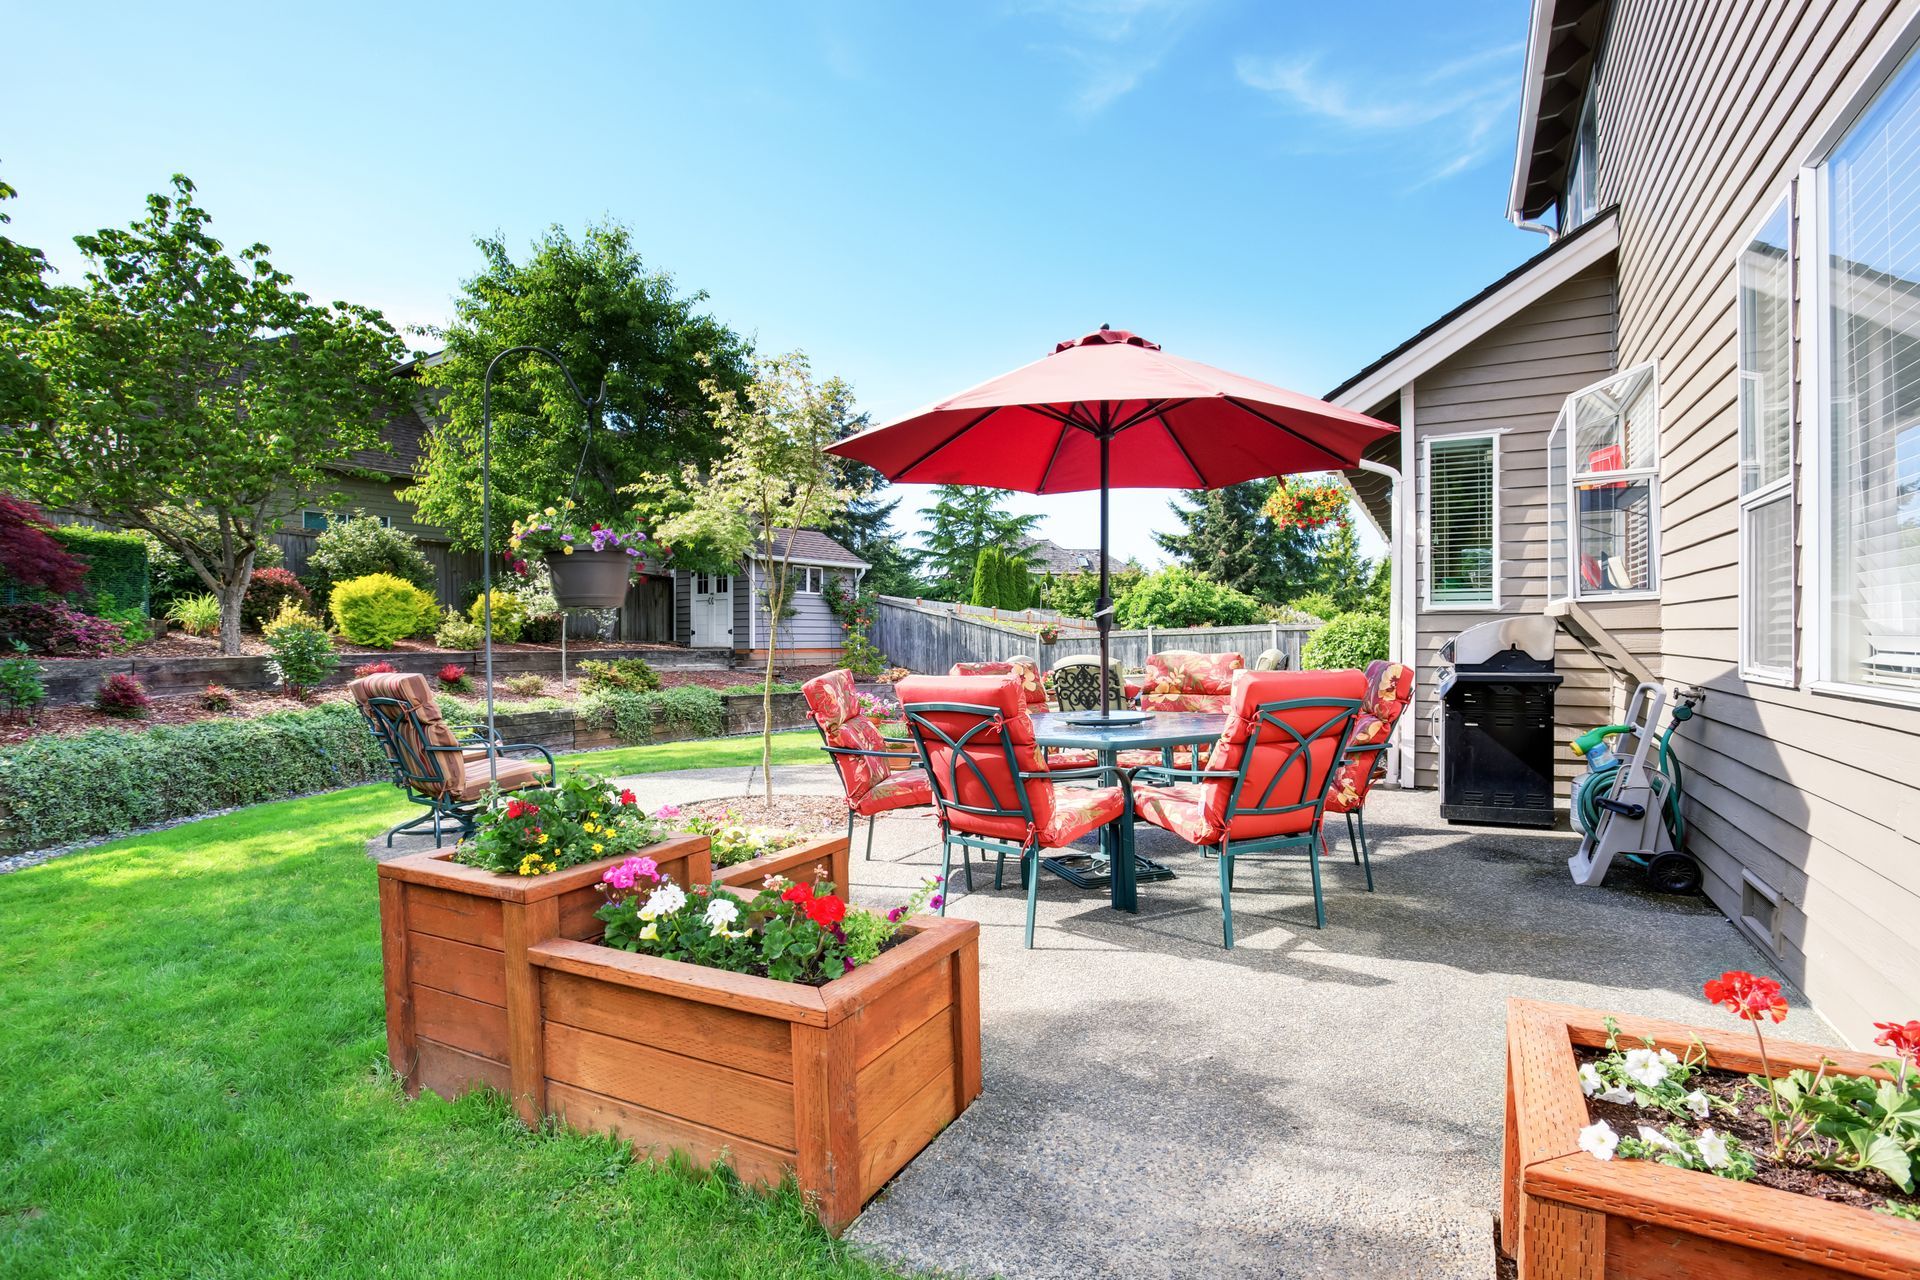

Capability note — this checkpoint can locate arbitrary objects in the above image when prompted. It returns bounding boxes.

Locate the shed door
[690,574,733,647]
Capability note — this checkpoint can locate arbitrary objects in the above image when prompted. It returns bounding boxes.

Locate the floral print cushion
[853,766,934,815]
[1361,660,1413,721]
[950,659,1047,707]
[1130,782,1221,845]
[1139,690,1229,713]
[803,669,887,802]
[1144,649,1244,697]
[1324,661,1414,814]
[1047,747,1100,770]
[1038,785,1125,846]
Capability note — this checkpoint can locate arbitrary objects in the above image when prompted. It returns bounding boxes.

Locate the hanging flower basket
[1261,478,1351,531]
[545,550,634,608]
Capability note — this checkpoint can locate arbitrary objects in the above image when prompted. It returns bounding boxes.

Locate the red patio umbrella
[827,326,1398,720]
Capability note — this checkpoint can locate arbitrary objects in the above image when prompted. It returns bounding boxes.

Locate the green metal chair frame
[1130,696,1360,945]
[807,716,924,860]
[904,700,1124,948]
[1050,657,1130,713]
[358,695,555,848]
[1332,738,1391,875]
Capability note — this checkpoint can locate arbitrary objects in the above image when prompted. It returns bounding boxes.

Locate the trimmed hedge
[1302,613,1390,671]
[579,685,724,743]
[51,526,150,616]
[0,702,388,853]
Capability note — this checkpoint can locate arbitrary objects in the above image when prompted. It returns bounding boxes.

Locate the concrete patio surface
[377,762,1833,1279]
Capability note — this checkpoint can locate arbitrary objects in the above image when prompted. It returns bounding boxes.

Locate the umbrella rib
[1155,410,1208,487]
[1035,418,1074,493]
[893,406,1005,479]
[1226,397,1354,469]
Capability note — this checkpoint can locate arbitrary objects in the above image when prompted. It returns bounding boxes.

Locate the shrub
[0,496,88,596]
[451,770,664,876]
[329,573,439,648]
[580,685,724,742]
[720,681,801,696]
[0,602,129,656]
[0,656,46,718]
[351,659,397,680]
[436,662,472,693]
[307,513,435,600]
[503,673,547,697]
[1112,566,1264,629]
[96,603,152,648]
[521,611,564,644]
[1287,591,1340,623]
[51,525,150,616]
[433,609,485,650]
[0,702,389,853]
[576,656,659,694]
[198,682,236,712]
[264,602,339,696]
[467,589,527,643]
[242,567,312,632]
[95,673,151,718]
[166,592,222,637]
[1302,613,1390,671]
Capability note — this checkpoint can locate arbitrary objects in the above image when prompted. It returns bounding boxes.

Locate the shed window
[1548,365,1660,599]
[1738,198,1797,682]
[302,510,390,531]
[1425,434,1498,607]
[1821,43,1920,695]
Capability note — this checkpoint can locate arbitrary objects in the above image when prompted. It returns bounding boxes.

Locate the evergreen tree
[1314,519,1377,612]
[1154,479,1320,604]
[1002,554,1034,610]
[969,545,1001,607]
[822,428,921,597]
[917,486,1039,601]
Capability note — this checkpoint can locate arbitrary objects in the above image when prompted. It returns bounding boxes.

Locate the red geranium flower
[1874,1020,1920,1064]
[805,894,846,928]
[1703,970,1788,1023]
[618,788,637,806]
[781,882,814,905]
[504,798,539,820]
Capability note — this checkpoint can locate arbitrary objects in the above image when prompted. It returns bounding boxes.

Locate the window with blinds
[1426,434,1497,607]
[1739,197,1796,682]
[1549,364,1660,598]
[1825,44,1920,694]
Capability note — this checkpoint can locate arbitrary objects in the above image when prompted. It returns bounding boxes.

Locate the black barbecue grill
[1436,617,1563,827]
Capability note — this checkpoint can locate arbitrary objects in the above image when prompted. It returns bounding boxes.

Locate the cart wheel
[1645,852,1702,895]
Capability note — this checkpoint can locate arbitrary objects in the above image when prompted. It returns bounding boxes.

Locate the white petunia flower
[1657,1047,1680,1067]
[1696,1128,1731,1170]
[1636,1124,1679,1153]
[1623,1048,1669,1089]
[1684,1090,1710,1119]
[1578,1120,1619,1161]
[1579,1063,1605,1097]
[1599,1083,1637,1106]
[703,898,740,932]
[639,881,687,920]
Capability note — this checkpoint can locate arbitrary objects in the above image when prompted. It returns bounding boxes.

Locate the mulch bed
[33,633,700,661]
[1575,1045,1918,1215]
[681,795,850,833]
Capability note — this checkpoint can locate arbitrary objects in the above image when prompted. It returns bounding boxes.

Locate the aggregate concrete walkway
[380,764,1833,1279]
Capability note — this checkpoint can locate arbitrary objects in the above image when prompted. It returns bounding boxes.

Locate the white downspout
[1357,388,1417,789]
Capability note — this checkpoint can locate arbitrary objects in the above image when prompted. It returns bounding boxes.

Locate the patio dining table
[1030,709,1226,913]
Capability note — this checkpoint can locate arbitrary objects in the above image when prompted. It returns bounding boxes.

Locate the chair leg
[847,810,857,855]
[1347,812,1360,864]
[864,813,877,862]
[1358,811,1374,892]
[1308,836,1327,929]
[1024,848,1041,948]
[1218,847,1236,949]
[994,849,1006,891]
[939,837,954,915]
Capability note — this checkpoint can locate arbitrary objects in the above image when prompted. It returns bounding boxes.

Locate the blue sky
[8,0,1543,566]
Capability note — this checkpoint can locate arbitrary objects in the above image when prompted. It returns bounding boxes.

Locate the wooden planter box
[1502,999,1920,1279]
[529,914,980,1233]
[711,830,851,896]
[376,835,713,1110]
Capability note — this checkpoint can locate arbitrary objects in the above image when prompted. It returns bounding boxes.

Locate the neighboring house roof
[1508,0,1615,224]
[332,397,433,478]
[1016,536,1123,576]
[753,528,869,569]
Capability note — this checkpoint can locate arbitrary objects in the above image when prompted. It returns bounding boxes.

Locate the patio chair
[948,657,1047,709]
[1253,647,1290,671]
[802,669,934,860]
[1321,659,1415,881]
[1140,649,1244,713]
[350,672,556,848]
[1129,669,1364,944]
[896,673,1127,948]
[1045,655,1128,769]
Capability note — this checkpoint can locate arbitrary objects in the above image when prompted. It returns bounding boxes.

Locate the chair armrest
[463,742,557,772]
[1127,763,1240,785]
[1340,742,1389,759]
[1024,766,1108,782]
[820,743,920,762]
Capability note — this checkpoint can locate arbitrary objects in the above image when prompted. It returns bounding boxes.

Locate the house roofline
[1326,208,1618,413]
[1507,0,1559,224]
[751,554,871,571]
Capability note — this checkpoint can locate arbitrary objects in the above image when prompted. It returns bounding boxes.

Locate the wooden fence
[871,595,1319,675]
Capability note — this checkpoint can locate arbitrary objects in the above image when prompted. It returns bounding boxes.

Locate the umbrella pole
[1097,429,1111,719]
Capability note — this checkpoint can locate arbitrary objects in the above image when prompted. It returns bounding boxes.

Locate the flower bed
[1502,999,1920,1277]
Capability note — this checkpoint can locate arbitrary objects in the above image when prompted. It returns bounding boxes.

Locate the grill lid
[1438,616,1557,668]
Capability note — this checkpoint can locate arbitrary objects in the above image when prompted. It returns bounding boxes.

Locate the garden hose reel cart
[1567,682,1704,894]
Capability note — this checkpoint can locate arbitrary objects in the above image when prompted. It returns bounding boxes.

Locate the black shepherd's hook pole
[479,345,606,781]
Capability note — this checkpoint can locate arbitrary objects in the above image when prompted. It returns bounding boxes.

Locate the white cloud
[1236,40,1522,183]
[1013,0,1206,117]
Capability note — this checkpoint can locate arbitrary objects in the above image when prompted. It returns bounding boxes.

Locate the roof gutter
[1506,0,1557,226]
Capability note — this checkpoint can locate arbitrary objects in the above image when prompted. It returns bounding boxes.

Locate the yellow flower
[545,506,557,517]
[537,833,550,845]
[562,545,573,554]
[591,843,604,854]
[638,922,658,941]
[589,811,600,820]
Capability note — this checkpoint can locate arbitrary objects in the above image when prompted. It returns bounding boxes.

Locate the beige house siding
[1402,264,1627,790]
[1592,0,1920,1041]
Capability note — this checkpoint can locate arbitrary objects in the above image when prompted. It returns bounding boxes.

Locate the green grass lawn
[0,732,915,1279]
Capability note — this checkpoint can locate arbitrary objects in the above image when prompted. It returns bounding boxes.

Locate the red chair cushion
[852,766,935,815]
[803,669,887,804]
[897,674,1056,843]
[1324,660,1413,814]
[949,658,1048,708]
[1039,785,1125,846]
[1047,747,1100,769]
[1131,781,1221,844]
[1190,669,1366,841]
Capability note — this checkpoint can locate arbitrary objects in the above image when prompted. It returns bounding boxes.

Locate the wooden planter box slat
[378,830,977,1232]
[1503,998,1920,1279]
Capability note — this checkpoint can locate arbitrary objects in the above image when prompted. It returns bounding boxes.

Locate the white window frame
[302,509,391,531]
[1548,362,1663,603]
[1735,190,1799,687]
[1803,15,1920,711]
[794,565,825,595]
[1422,429,1502,611]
